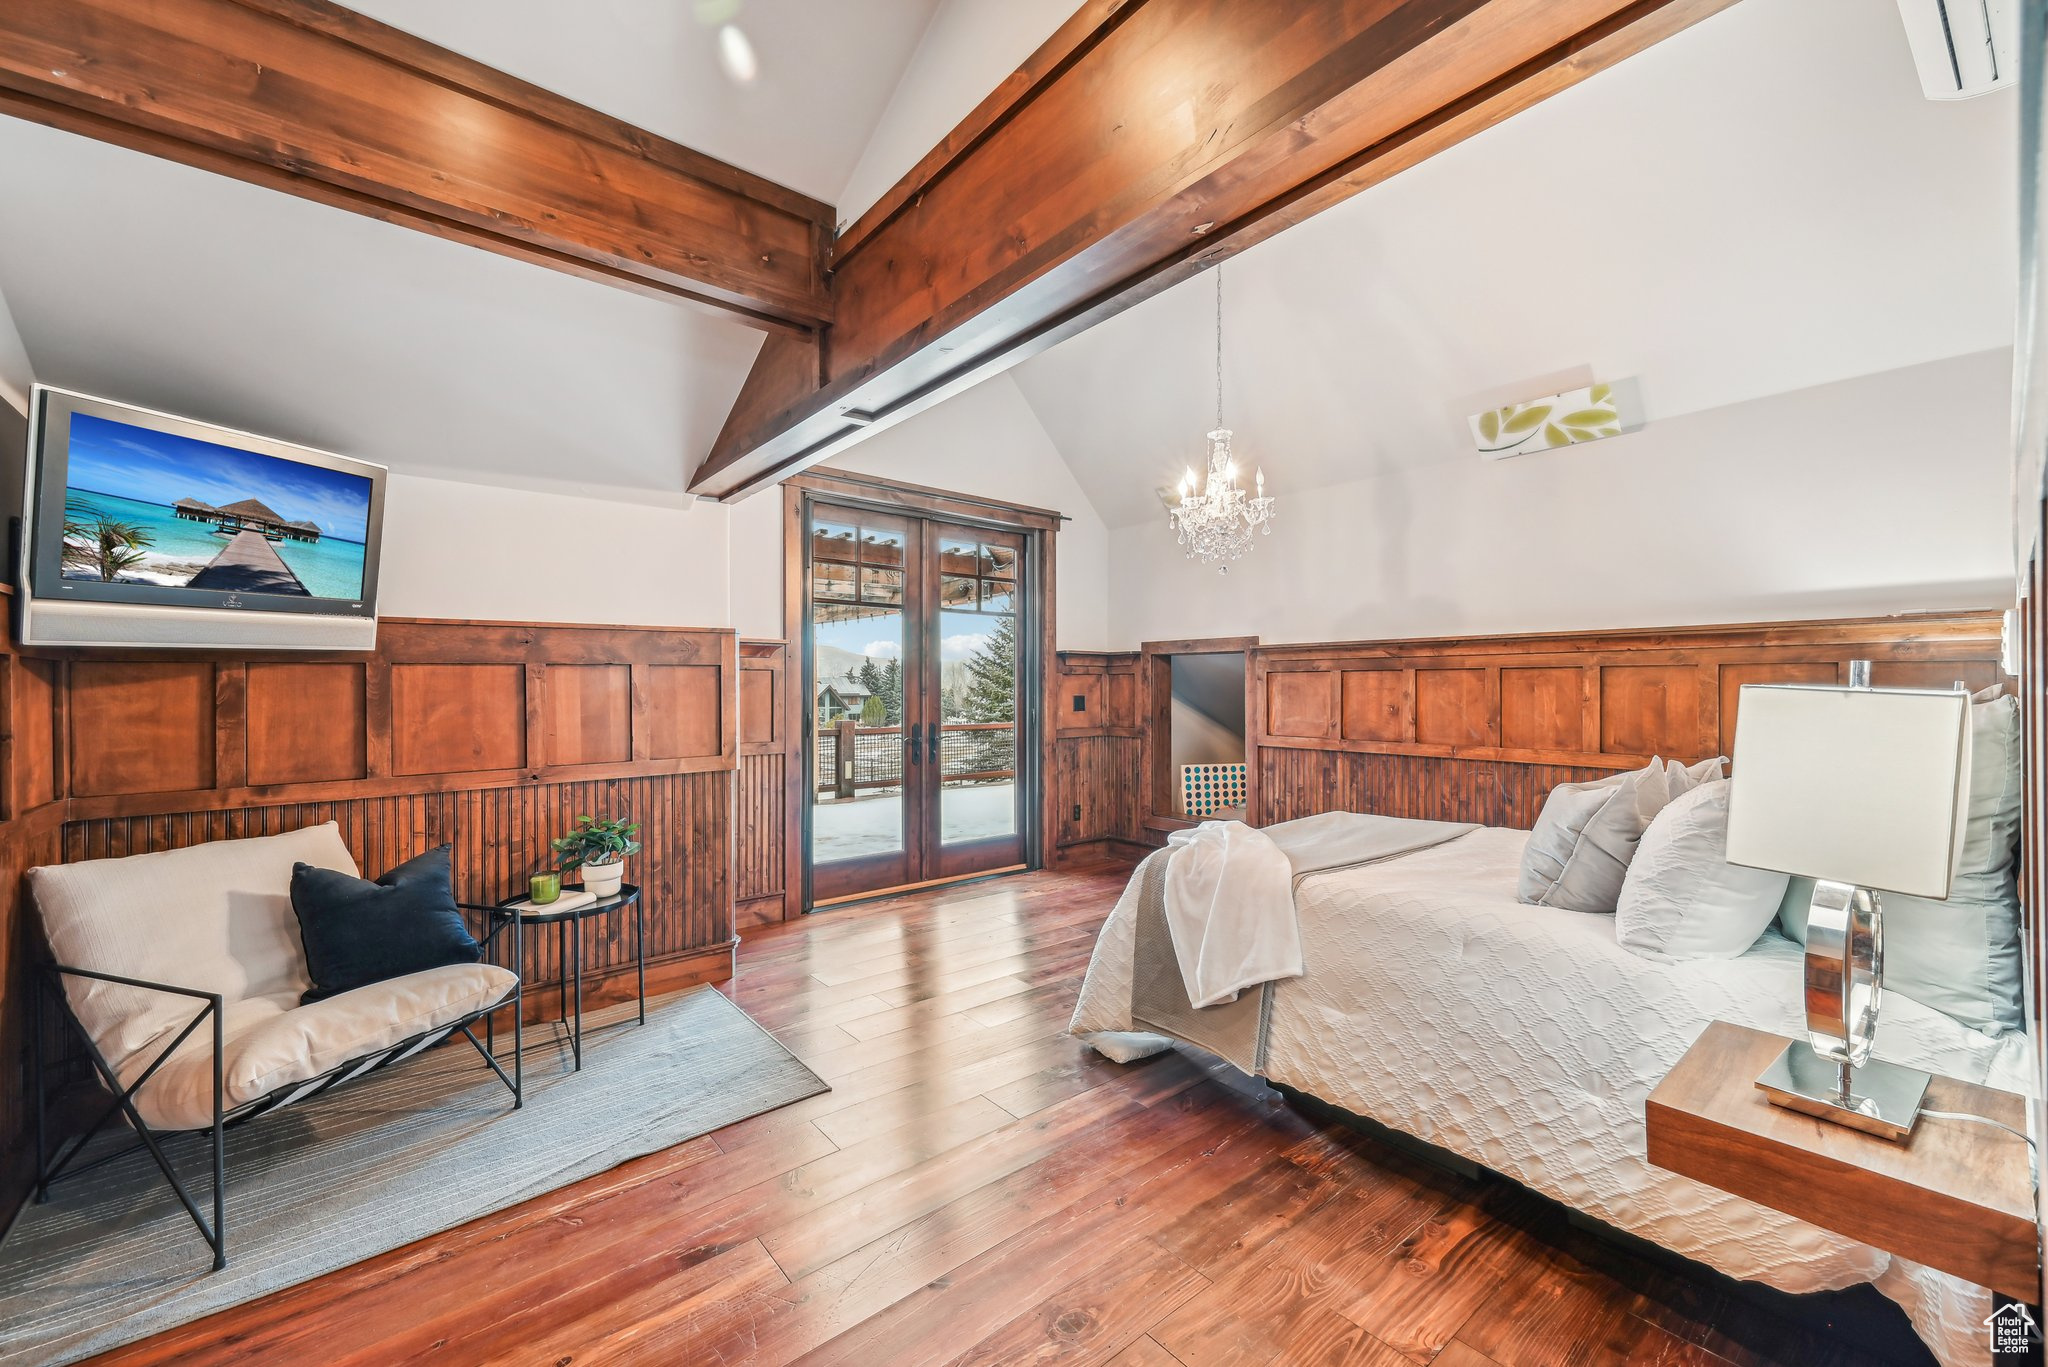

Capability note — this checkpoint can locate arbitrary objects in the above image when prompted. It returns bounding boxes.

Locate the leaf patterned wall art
[1469,383,1623,459]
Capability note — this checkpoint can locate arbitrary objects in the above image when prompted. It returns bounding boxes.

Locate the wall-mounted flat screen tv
[19,386,386,649]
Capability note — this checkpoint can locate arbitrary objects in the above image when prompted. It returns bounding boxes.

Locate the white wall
[1106,349,2015,647]
[1169,699,1244,769]
[0,278,31,417]
[836,0,1083,226]
[377,472,730,627]
[728,373,1110,648]
[0,280,29,516]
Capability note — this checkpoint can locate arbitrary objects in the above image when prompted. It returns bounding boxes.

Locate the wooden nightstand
[1646,1021,2037,1302]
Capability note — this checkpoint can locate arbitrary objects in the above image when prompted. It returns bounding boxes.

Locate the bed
[1069,823,2032,1367]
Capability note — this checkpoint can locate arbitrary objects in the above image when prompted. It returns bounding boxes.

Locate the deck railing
[814,721,1016,797]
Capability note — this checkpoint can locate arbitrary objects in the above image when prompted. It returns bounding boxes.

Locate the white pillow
[1617,780,1789,961]
[1518,756,1725,913]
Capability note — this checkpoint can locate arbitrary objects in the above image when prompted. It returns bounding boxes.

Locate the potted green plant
[550,814,641,898]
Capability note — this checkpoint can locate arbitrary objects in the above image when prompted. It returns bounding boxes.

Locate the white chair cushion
[29,822,358,1075]
[122,962,517,1131]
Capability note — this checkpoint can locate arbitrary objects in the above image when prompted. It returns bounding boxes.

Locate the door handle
[907,724,922,766]
[927,723,941,769]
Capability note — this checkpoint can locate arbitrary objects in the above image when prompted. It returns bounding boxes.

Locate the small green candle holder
[528,871,562,905]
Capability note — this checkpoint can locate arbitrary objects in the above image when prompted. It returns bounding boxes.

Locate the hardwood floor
[95,862,1911,1367]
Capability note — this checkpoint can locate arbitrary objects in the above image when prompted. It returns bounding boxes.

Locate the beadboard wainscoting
[1052,651,1146,864]
[735,639,795,926]
[0,607,741,1219]
[1048,615,2007,853]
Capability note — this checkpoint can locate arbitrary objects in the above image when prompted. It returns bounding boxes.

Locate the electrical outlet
[1071,804,1082,821]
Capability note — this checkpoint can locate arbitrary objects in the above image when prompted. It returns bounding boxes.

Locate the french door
[806,501,1032,903]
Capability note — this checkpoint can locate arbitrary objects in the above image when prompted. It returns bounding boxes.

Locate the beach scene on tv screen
[58,412,371,600]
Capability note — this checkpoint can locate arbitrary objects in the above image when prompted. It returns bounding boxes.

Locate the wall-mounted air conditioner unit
[1895,0,2017,100]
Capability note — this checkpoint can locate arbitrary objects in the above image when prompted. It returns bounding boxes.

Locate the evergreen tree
[957,615,1017,774]
[880,656,903,724]
[852,654,904,725]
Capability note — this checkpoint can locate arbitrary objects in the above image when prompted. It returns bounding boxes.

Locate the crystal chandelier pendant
[1167,267,1275,572]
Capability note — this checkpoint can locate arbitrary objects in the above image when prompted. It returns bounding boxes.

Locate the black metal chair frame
[5,903,523,1271]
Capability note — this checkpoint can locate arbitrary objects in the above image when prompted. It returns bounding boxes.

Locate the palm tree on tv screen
[62,498,155,583]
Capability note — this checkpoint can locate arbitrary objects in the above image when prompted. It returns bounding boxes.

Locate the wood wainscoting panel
[1265,671,1337,741]
[1872,659,2003,693]
[246,662,369,787]
[1260,747,1607,831]
[1104,669,1137,727]
[1598,664,1703,758]
[647,665,724,760]
[1715,661,1837,757]
[543,664,634,768]
[0,608,741,1222]
[390,664,526,776]
[1057,734,1144,851]
[739,664,779,749]
[59,771,733,1000]
[1053,652,1148,862]
[68,661,217,796]
[1340,669,1412,744]
[1499,667,1584,752]
[12,658,59,815]
[736,640,791,922]
[1058,673,1104,732]
[735,751,787,926]
[1414,668,1492,747]
[1250,613,2006,831]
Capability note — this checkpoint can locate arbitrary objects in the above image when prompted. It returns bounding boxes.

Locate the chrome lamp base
[1755,1042,1931,1142]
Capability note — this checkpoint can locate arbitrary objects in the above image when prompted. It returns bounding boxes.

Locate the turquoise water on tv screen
[63,488,368,600]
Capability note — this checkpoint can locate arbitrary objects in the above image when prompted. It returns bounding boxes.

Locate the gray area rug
[0,985,828,1365]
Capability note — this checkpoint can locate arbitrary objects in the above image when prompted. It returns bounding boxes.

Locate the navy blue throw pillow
[291,844,481,1004]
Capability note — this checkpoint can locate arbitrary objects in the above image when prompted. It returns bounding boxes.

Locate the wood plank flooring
[94,862,1911,1367]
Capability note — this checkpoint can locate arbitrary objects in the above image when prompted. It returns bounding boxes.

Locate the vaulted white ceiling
[0,0,978,496]
[339,0,943,206]
[1009,0,2018,527]
[0,0,2015,524]
[0,116,763,498]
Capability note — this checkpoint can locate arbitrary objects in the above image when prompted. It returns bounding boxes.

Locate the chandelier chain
[1214,268,1223,431]
[1167,262,1276,572]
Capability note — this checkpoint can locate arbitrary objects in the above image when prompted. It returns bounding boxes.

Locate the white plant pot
[581,860,625,898]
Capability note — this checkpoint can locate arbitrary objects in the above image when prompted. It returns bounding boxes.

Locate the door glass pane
[811,508,907,868]
[861,527,906,568]
[939,574,978,611]
[811,518,859,563]
[979,579,1015,614]
[937,537,979,576]
[980,544,1018,578]
[813,561,855,601]
[938,596,1018,846]
[859,567,905,605]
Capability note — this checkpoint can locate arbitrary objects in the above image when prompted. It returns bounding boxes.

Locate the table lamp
[1724,665,1972,1141]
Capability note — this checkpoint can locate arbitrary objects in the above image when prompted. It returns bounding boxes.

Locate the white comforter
[1069,826,2034,1367]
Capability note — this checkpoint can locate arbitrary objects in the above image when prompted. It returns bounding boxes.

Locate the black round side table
[491,883,644,1071]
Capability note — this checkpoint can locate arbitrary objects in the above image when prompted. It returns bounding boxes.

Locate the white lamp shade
[1725,684,1970,898]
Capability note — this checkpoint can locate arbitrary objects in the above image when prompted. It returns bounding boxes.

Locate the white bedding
[1069,826,2034,1367]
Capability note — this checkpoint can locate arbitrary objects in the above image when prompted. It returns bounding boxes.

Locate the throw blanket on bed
[1129,813,1477,1072]
[1161,822,1296,1008]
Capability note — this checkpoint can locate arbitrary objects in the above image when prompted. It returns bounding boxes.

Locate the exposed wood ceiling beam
[691,0,1736,500]
[0,0,835,333]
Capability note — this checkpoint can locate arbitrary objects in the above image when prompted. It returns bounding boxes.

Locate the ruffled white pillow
[1617,780,1789,961]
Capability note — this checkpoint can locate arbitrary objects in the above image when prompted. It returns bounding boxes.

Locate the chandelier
[1169,267,1274,572]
